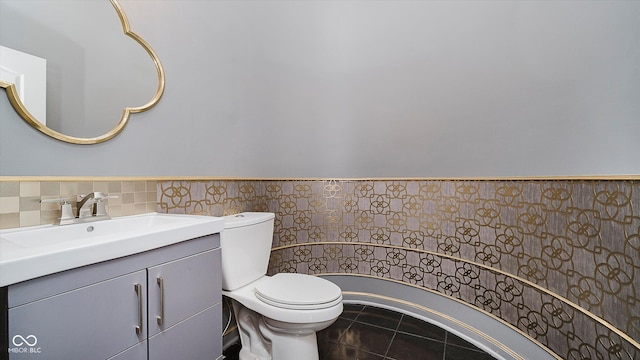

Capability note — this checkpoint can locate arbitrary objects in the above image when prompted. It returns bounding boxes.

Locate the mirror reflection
[0,0,164,143]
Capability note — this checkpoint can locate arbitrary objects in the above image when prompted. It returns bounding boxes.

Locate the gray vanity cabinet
[147,249,221,360]
[5,235,222,360]
[9,270,148,360]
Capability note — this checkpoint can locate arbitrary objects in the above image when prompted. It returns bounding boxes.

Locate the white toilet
[221,212,343,360]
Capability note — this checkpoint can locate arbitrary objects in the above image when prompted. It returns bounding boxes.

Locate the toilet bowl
[221,213,343,360]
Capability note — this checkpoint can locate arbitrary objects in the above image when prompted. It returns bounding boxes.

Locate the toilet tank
[221,212,275,291]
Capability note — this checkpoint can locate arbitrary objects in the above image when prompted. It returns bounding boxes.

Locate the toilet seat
[254,273,342,310]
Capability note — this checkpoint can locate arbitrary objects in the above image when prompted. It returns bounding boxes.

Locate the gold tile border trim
[1,175,640,182]
[340,289,535,360]
[273,242,640,351]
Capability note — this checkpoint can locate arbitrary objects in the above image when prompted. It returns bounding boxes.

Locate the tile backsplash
[2,176,638,360]
[0,180,157,229]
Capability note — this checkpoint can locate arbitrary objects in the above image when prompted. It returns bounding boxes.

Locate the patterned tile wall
[158,179,639,360]
[0,180,157,229]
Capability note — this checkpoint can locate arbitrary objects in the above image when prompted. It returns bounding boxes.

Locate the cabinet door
[8,270,147,360]
[148,304,221,360]
[147,249,221,337]
[107,341,147,360]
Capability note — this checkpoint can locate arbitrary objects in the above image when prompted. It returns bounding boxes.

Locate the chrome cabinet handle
[134,284,143,335]
[157,277,165,325]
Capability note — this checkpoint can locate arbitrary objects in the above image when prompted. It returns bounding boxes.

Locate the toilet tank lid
[223,212,275,229]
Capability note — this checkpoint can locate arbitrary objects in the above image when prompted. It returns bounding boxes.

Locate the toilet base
[231,301,324,360]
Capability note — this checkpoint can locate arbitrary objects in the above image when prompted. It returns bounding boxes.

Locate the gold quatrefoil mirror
[0,0,164,144]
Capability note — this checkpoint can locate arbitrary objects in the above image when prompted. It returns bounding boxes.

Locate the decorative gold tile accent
[158,179,639,360]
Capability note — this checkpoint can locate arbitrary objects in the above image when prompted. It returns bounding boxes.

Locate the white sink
[0,213,224,287]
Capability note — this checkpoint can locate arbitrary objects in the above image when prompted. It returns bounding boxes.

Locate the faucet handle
[40,198,74,221]
[77,192,118,202]
[93,194,119,204]
[94,194,118,217]
[78,192,102,201]
[39,197,70,204]
[94,196,117,217]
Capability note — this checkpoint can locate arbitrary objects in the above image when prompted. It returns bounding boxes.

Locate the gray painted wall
[1,0,639,177]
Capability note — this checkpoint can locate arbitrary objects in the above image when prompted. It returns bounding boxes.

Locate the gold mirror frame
[0,0,165,145]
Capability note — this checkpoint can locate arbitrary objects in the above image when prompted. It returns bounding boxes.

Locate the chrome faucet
[40,192,118,225]
[77,192,113,219]
[41,192,118,225]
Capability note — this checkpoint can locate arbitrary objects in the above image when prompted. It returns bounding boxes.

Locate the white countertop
[0,213,224,287]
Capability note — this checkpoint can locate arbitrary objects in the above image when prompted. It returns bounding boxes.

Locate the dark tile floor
[224,304,496,360]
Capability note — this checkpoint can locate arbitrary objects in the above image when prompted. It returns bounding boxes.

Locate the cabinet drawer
[148,249,221,337]
[9,270,147,360]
